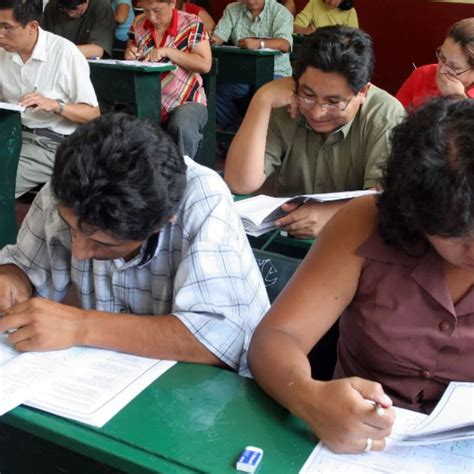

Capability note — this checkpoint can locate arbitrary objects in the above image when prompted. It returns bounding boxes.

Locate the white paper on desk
[392,382,474,445]
[299,439,474,473]
[0,101,25,113]
[25,348,176,427]
[88,59,173,69]
[300,408,474,473]
[0,335,88,416]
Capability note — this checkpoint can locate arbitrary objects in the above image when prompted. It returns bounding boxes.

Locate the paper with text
[0,334,176,426]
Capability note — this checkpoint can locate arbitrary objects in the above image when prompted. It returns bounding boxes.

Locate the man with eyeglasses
[225,26,405,239]
[42,0,115,58]
[0,0,99,198]
[397,18,474,111]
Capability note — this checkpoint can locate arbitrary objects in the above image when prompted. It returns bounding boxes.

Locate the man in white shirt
[0,0,99,197]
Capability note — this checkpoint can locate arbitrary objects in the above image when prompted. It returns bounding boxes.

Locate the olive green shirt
[264,85,405,195]
[42,0,115,56]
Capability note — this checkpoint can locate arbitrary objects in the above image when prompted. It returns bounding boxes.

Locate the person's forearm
[248,327,318,419]
[58,104,100,124]
[293,24,308,34]
[78,310,224,365]
[224,91,272,194]
[263,38,291,53]
[0,264,34,300]
[78,44,105,59]
[165,48,211,73]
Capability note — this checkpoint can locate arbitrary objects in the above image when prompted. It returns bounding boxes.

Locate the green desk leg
[90,67,162,124]
[0,110,22,248]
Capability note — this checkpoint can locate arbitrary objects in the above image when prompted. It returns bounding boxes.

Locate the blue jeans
[166,102,208,159]
[216,75,283,132]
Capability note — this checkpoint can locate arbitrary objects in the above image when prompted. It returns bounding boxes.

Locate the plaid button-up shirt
[0,158,270,376]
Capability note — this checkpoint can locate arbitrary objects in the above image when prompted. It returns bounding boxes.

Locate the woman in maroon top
[248,96,474,453]
[396,18,474,111]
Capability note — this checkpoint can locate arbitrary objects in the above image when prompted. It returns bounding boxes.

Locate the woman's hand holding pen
[124,44,142,60]
[288,376,394,454]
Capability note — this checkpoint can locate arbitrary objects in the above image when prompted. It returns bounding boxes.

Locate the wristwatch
[56,99,65,115]
[259,39,265,50]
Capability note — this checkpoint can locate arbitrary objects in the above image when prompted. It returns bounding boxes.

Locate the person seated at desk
[0,113,270,376]
[248,96,474,453]
[125,0,211,159]
[42,0,115,58]
[211,0,293,133]
[294,0,358,35]
[396,18,474,111]
[0,0,99,198]
[112,0,135,50]
[175,0,214,33]
[225,26,405,239]
[278,0,295,16]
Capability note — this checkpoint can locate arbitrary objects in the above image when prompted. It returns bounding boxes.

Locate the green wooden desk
[211,46,279,145]
[89,61,176,124]
[1,363,316,473]
[0,109,22,248]
[211,46,278,88]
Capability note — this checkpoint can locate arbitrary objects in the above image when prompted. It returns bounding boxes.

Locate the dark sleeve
[85,0,116,56]
[41,0,55,32]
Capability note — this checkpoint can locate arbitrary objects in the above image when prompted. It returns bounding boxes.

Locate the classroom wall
[208,0,474,94]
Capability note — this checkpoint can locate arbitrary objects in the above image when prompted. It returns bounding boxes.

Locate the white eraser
[236,446,264,473]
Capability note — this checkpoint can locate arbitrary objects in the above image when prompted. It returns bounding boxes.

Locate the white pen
[367,399,386,416]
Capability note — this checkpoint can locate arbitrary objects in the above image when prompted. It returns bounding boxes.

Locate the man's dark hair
[378,96,474,253]
[294,25,374,93]
[51,113,187,242]
[338,0,354,10]
[57,0,87,10]
[0,0,41,25]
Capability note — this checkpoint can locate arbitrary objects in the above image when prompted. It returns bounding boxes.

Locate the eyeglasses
[436,47,472,77]
[0,23,22,34]
[296,94,354,113]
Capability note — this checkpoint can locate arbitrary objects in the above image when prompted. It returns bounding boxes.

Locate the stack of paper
[300,382,474,473]
[0,335,175,427]
[235,190,378,236]
[0,101,25,113]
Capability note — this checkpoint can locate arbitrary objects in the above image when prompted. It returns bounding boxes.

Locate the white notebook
[235,190,378,236]
[300,382,474,473]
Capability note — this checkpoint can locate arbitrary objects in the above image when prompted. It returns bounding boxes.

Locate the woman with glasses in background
[397,18,474,111]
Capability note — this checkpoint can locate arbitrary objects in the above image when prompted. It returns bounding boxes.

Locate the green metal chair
[0,109,22,248]
[252,247,339,381]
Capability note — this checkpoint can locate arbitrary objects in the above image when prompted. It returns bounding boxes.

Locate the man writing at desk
[124,0,211,160]
[0,0,99,198]
[225,26,405,238]
[0,114,269,375]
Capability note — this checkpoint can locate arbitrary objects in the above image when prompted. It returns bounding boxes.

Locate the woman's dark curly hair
[378,96,474,253]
